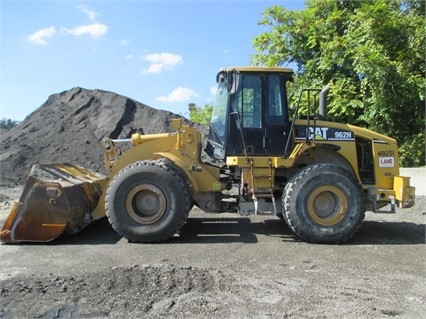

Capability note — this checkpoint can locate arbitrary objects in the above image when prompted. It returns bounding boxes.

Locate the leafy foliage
[188,103,213,125]
[0,118,19,130]
[252,0,425,167]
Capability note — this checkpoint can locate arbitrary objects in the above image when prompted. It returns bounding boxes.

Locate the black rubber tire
[277,213,285,221]
[105,160,191,242]
[158,157,195,210]
[282,164,365,244]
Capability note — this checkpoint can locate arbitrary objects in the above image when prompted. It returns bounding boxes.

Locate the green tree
[188,103,213,125]
[252,0,425,167]
[0,118,19,130]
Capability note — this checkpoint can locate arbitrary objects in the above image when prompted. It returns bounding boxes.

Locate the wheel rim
[125,184,166,224]
[307,185,348,226]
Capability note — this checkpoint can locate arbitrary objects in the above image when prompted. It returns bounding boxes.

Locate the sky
[1,0,305,121]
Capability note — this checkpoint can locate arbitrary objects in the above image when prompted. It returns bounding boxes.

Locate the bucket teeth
[1,163,107,243]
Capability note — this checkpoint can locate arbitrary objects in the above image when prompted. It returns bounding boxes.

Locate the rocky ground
[0,187,425,319]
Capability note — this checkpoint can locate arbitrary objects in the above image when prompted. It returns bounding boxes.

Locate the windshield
[210,78,228,142]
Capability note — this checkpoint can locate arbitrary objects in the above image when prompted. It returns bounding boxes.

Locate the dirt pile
[0,87,207,186]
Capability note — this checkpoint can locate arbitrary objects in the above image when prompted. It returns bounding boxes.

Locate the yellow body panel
[102,117,414,213]
[371,141,399,189]
[394,176,415,208]
[105,126,220,194]
[225,119,414,210]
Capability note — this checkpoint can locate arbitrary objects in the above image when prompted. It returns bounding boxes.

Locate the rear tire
[283,164,365,244]
[105,160,191,242]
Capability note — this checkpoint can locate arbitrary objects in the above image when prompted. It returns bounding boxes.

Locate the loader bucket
[0,163,108,243]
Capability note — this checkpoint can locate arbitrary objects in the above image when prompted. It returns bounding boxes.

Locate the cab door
[235,74,265,155]
[264,74,292,156]
[227,72,291,157]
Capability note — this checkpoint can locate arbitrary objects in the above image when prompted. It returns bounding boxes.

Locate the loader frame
[0,66,415,244]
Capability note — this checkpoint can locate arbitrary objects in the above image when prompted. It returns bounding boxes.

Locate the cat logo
[309,127,329,140]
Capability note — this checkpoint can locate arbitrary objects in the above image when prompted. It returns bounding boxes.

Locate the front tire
[105,160,191,242]
[283,164,365,244]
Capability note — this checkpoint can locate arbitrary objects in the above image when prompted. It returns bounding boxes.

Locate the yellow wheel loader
[0,67,415,244]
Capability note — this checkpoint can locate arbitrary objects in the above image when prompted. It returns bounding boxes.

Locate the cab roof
[220,66,294,74]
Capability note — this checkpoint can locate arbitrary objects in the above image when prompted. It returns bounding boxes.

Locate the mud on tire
[283,164,365,244]
[105,160,191,242]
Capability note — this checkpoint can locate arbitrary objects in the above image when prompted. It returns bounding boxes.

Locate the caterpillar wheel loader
[1,67,415,244]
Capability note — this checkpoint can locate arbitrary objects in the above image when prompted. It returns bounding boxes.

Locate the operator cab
[206,67,294,160]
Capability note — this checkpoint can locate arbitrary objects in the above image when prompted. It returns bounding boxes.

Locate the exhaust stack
[319,84,330,119]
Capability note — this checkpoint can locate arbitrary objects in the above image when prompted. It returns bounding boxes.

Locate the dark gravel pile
[0,87,207,186]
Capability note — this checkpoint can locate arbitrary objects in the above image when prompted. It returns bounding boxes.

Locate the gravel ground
[0,187,425,319]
